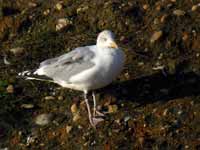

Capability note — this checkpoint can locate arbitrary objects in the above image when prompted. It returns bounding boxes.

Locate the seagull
[19,30,125,127]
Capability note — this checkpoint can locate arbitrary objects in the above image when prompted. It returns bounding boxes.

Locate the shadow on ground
[102,71,200,105]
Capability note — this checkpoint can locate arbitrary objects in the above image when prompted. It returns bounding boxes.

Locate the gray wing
[39,46,95,82]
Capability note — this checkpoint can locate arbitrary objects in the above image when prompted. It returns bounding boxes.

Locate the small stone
[72,113,81,122]
[173,9,185,16]
[44,96,55,100]
[196,53,199,57]
[76,6,89,14]
[160,14,167,23]
[21,104,34,109]
[160,89,169,95]
[124,116,131,122]
[6,85,14,93]
[58,96,63,100]
[143,4,149,10]
[138,62,144,66]
[43,9,50,16]
[182,32,189,41]
[9,47,24,55]
[55,3,63,11]
[150,30,163,43]
[56,18,72,31]
[28,2,37,7]
[163,109,168,116]
[108,105,118,113]
[35,113,52,126]
[71,103,78,114]
[66,125,72,133]
[191,5,199,11]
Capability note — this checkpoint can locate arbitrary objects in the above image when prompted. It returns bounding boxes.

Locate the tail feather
[18,70,54,83]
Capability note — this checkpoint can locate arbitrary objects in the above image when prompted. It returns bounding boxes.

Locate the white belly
[56,48,125,92]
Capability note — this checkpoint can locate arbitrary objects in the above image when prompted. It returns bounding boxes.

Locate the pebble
[20,104,34,109]
[9,47,24,55]
[191,5,199,11]
[58,96,63,100]
[35,113,52,126]
[108,105,118,113]
[170,0,176,2]
[138,62,144,66]
[43,9,50,16]
[182,32,188,41]
[72,113,81,122]
[163,108,168,116]
[28,2,37,8]
[56,18,72,31]
[76,6,89,14]
[143,4,149,10]
[124,116,131,122]
[66,125,72,133]
[160,14,167,23]
[44,96,55,100]
[173,9,185,16]
[150,30,163,43]
[55,3,63,11]
[6,85,14,93]
[3,56,11,65]
[71,103,78,114]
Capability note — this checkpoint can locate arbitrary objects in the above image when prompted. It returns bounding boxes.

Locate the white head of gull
[19,30,125,128]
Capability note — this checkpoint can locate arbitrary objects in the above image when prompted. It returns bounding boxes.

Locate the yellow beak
[109,41,118,48]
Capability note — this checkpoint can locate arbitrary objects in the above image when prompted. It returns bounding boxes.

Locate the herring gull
[19,30,125,127]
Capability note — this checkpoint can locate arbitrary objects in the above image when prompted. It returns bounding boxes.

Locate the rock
[6,85,14,93]
[44,96,55,100]
[71,103,78,114]
[66,125,72,133]
[72,113,81,122]
[170,0,176,2]
[182,32,188,41]
[56,18,72,31]
[191,5,198,11]
[20,104,34,109]
[173,9,185,16]
[9,47,24,55]
[108,105,118,113]
[28,2,37,8]
[55,3,63,11]
[43,9,50,16]
[76,6,89,14]
[35,113,52,126]
[150,30,162,43]
[160,14,167,23]
[143,4,149,10]
[58,96,63,100]
[3,56,11,65]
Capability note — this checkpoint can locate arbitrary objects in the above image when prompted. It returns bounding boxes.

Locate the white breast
[62,47,125,91]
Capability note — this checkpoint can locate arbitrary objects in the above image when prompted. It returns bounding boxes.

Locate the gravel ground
[0,0,200,149]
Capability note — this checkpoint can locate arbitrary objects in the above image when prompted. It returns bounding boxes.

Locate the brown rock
[150,30,163,43]
[6,85,14,93]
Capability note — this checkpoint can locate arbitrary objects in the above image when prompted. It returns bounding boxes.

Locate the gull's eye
[102,37,107,41]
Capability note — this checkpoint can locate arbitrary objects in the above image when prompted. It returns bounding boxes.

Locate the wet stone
[150,30,163,43]
[9,47,24,55]
[173,9,185,16]
[35,113,53,126]
[56,18,72,31]
[6,85,14,93]
[108,105,118,113]
[71,103,78,114]
[20,104,34,109]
